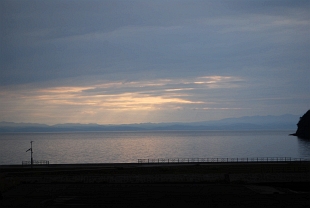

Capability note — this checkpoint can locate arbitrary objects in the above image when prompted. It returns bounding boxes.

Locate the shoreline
[1,161,309,183]
[1,162,309,207]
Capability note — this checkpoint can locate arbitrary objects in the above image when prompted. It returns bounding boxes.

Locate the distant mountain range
[0,114,300,132]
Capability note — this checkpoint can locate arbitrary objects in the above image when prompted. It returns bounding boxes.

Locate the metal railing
[22,160,49,166]
[138,157,309,164]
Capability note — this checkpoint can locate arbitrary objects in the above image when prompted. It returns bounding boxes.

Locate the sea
[0,130,309,165]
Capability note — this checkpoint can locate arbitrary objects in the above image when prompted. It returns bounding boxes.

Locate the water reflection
[297,137,310,158]
[0,131,308,164]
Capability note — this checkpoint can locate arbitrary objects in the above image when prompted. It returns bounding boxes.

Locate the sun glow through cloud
[1,1,309,125]
[0,76,245,124]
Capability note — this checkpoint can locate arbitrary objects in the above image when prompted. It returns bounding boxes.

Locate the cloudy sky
[1,0,309,125]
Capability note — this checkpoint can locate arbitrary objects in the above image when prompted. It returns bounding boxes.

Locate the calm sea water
[0,130,309,165]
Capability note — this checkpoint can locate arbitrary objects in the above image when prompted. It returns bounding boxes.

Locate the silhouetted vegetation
[292,110,310,139]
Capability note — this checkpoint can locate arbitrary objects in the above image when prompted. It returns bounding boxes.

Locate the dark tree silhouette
[291,110,310,139]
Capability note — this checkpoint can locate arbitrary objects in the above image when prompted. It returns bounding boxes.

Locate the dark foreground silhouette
[1,163,309,207]
[291,109,310,139]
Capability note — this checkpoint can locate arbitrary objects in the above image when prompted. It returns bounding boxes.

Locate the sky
[1,0,309,125]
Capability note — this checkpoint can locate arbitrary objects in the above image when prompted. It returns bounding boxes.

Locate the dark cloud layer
[1,0,309,124]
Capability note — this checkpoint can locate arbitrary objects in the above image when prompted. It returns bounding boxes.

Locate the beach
[1,161,309,207]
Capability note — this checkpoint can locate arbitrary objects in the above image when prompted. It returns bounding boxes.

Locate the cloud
[0,76,247,124]
[1,0,309,123]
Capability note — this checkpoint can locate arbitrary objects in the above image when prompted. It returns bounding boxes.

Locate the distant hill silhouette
[0,114,299,132]
[291,110,310,139]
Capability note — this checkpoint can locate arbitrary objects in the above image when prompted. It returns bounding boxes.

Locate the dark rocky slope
[291,110,310,139]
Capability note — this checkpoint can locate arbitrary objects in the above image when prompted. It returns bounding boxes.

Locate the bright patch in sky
[1,76,247,124]
[1,0,309,124]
